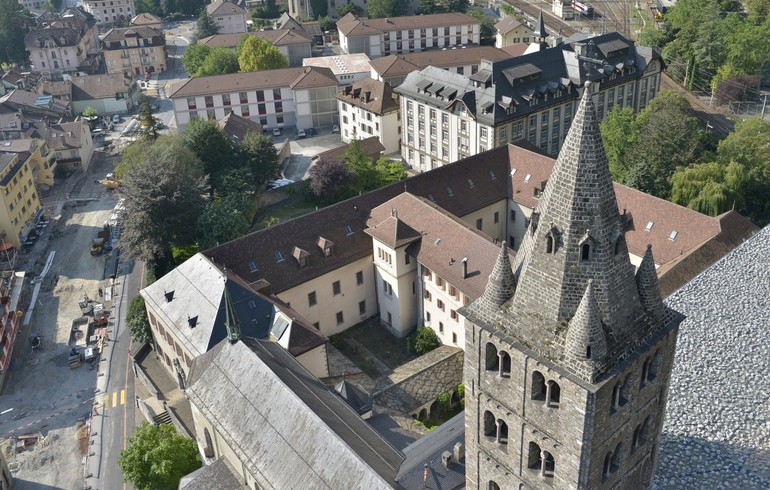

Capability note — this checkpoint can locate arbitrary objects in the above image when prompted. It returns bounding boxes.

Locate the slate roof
[337,78,399,115]
[396,412,465,489]
[24,8,96,49]
[395,32,660,125]
[369,46,513,81]
[178,458,247,489]
[186,338,404,489]
[130,12,161,26]
[316,136,385,161]
[37,121,85,150]
[170,67,335,98]
[338,12,480,37]
[102,26,164,47]
[198,29,311,49]
[206,0,247,16]
[70,74,135,101]
[140,254,326,357]
[335,379,373,415]
[217,111,262,141]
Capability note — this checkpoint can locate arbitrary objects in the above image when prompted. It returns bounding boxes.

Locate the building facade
[337,78,400,154]
[462,83,683,489]
[395,32,662,171]
[81,0,135,25]
[206,0,249,34]
[70,73,141,114]
[38,121,95,172]
[25,9,100,80]
[0,148,45,249]
[170,67,338,131]
[337,13,481,58]
[102,26,166,77]
[494,16,533,48]
[0,272,24,394]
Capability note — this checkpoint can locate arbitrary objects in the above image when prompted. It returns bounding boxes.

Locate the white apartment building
[337,12,481,58]
[81,0,135,25]
[337,78,400,154]
[170,67,339,131]
[304,53,372,85]
[206,0,249,34]
[24,9,100,79]
[395,32,663,171]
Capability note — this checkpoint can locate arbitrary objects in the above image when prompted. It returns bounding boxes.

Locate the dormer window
[317,236,335,256]
[275,250,285,262]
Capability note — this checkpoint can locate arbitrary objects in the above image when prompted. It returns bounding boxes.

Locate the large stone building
[463,82,683,489]
[81,0,135,25]
[102,26,166,78]
[337,13,481,58]
[395,31,662,170]
[24,8,100,80]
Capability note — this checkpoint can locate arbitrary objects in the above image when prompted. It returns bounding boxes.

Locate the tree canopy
[241,130,281,187]
[195,10,219,40]
[195,47,239,76]
[366,0,408,18]
[126,296,152,345]
[197,194,251,249]
[308,158,353,202]
[182,43,212,77]
[238,35,289,72]
[467,8,496,46]
[118,423,200,490]
[182,119,239,191]
[0,0,28,63]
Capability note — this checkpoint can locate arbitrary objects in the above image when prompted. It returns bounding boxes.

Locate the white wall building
[337,78,400,155]
[81,0,135,25]
[206,0,249,34]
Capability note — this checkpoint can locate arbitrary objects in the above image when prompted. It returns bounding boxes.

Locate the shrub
[412,326,440,354]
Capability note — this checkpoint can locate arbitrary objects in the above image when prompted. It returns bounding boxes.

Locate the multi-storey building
[70,73,141,114]
[494,16,533,48]
[17,0,46,10]
[130,12,161,30]
[369,45,513,87]
[288,0,368,23]
[303,53,373,85]
[169,66,338,131]
[395,32,663,171]
[206,0,249,34]
[0,147,46,249]
[462,82,683,489]
[81,0,135,25]
[102,26,166,77]
[337,78,400,154]
[337,13,480,58]
[198,30,313,67]
[37,121,95,172]
[24,8,100,80]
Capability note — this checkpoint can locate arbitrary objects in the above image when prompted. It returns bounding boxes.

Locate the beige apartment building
[495,16,533,48]
[0,148,45,249]
[206,0,249,34]
[25,8,100,80]
[81,0,135,25]
[102,26,166,77]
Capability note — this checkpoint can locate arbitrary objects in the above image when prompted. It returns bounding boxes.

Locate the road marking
[104,394,109,407]
[120,389,125,406]
[112,392,117,408]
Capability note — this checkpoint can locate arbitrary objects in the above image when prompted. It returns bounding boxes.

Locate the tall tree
[119,423,200,490]
[467,8,496,46]
[238,35,289,72]
[195,47,239,76]
[197,194,251,249]
[136,0,158,14]
[600,106,641,182]
[308,158,353,202]
[195,10,219,40]
[670,161,747,216]
[335,2,362,16]
[0,0,28,63]
[341,139,379,194]
[182,119,239,191]
[366,0,408,18]
[182,43,211,77]
[241,130,280,187]
[136,96,159,141]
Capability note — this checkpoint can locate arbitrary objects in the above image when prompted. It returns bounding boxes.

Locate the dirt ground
[0,151,121,489]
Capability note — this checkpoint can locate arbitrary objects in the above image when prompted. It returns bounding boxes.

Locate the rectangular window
[426,311,431,322]
[336,311,344,324]
[476,218,483,230]
[240,105,249,117]
[258,103,266,115]
[308,291,317,306]
[510,209,516,221]
[452,332,457,344]
[222,93,231,106]
[437,299,445,311]
[451,310,458,320]
[275,101,283,113]
[256,89,264,101]
[356,270,364,285]
[239,92,248,104]
[424,289,432,301]
[332,280,341,295]
[494,211,499,223]
[359,301,366,315]
[405,252,410,264]
[439,322,444,333]
[186,97,196,110]
[204,95,214,108]
[273,88,281,100]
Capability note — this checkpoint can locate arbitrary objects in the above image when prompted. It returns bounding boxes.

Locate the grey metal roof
[395,412,465,489]
[186,338,405,489]
[178,458,247,489]
[394,32,659,127]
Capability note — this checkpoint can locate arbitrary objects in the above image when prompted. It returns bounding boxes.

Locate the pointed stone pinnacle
[478,241,516,311]
[636,244,664,321]
[565,280,607,364]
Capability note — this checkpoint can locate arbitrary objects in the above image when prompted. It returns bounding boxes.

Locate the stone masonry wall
[373,346,463,414]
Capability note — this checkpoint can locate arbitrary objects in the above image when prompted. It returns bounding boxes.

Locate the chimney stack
[453,442,464,463]
[462,257,468,279]
[441,451,452,469]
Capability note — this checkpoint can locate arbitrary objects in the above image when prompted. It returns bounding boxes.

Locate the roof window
[275,250,285,262]
[344,224,354,235]
[524,174,531,183]
[467,179,475,188]
[446,187,454,197]
[248,300,256,309]
[489,170,496,180]
[248,261,258,273]
[668,230,678,240]
[645,221,654,232]
[434,238,442,246]
[427,193,436,202]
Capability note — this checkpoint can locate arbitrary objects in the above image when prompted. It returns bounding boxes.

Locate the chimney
[441,451,452,469]
[453,442,464,463]
[462,257,468,279]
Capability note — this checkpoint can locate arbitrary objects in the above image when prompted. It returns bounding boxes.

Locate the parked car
[307,128,317,136]
[297,129,306,138]
[332,124,340,134]
[272,128,281,136]
[267,178,294,190]
[91,128,104,136]
[111,114,121,124]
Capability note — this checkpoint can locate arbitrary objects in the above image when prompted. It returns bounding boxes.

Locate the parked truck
[90,223,111,255]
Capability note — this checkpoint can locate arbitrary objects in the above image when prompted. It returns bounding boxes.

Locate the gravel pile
[655,226,770,488]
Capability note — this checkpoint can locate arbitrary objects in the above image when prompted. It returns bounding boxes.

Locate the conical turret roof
[470,241,516,315]
[564,281,608,381]
[533,10,548,40]
[636,244,664,321]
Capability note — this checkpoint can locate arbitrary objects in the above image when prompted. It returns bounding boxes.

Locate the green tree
[599,106,640,182]
[467,8,496,46]
[0,0,28,63]
[335,2,362,16]
[120,138,206,272]
[670,161,747,216]
[238,35,289,72]
[412,326,440,354]
[197,194,251,249]
[309,0,328,17]
[82,107,98,118]
[160,0,176,15]
[308,157,353,202]
[136,96,159,141]
[195,10,219,40]
[182,119,239,192]
[195,47,239,76]
[241,130,280,187]
[182,43,212,77]
[366,0,408,18]
[136,0,158,14]
[126,296,152,345]
[119,423,201,490]
[341,139,379,193]
[318,15,336,32]
[373,157,407,185]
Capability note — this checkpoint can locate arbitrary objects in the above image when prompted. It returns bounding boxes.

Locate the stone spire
[564,280,608,381]
[509,81,643,346]
[636,244,664,321]
[469,242,515,316]
[533,10,548,41]
[223,276,241,343]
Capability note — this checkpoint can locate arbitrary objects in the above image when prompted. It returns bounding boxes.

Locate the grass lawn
[332,317,418,377]
[252,199,317,231]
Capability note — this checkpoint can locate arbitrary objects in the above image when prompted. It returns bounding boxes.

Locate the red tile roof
[338,13,480,37]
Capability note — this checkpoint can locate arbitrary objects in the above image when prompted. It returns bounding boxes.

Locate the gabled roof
[101,26,164,45]
[396,412,465,489]
[70,74,135,101]
[369,46,513,81]
[198,29,311,49]
[289,66,338,89]
[217,111,262,141]
[335,379,373,415]
[186,338,403,489]
[130,12,161,26]
[206,0,247,16]
[495,16,527,35]
[178,458,247,489]
[365,214,422,249]
[37,121,86,150]
[170,67,335,98]
[337,78,399,115]
[24,8,96,49]
[316,136,385,162]
[338,13,480,37]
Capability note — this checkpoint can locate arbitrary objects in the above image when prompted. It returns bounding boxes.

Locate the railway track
[661,73,735,136]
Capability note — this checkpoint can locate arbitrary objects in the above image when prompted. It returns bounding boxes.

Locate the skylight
[248,300,256,309]
[489,170,496,180]
[467,179,475,188]
[669,230,678,240]
[248,261,258,273]
[344,224,354,235]
[645,221,654,232]
[275,250,285,262]
[446,187,454,197]
[427,193,436,202]
[524,174,531,183]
